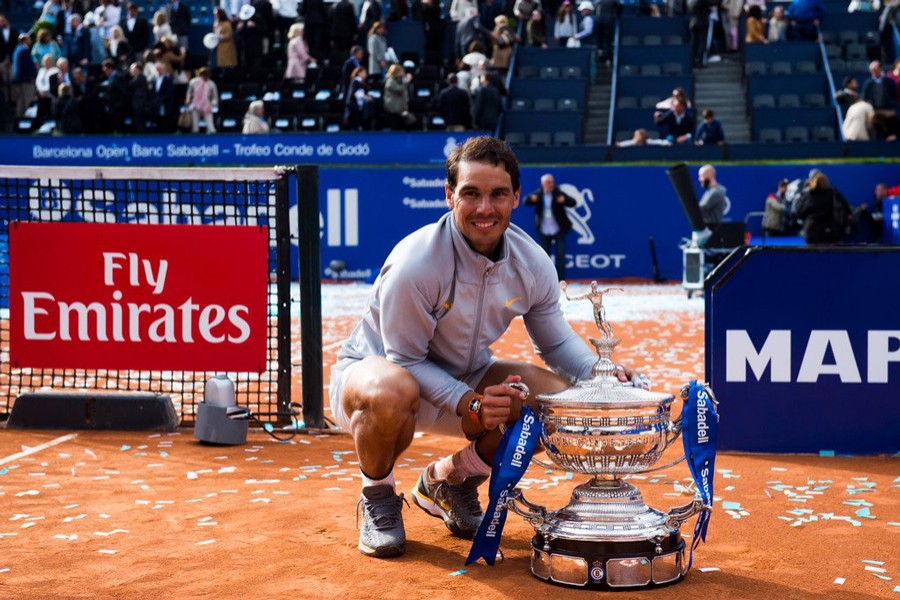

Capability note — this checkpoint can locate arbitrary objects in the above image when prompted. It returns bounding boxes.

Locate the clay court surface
[0,283,897,599]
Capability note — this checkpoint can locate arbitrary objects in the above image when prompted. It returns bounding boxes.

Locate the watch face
[468,397,482,413]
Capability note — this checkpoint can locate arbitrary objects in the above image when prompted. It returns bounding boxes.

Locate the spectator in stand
[456,8,486,62]
[514,0,541,22]
[168,0,191,51]
[473,71,502,131]
[438,73,472,130]
[523,173,577,281]
[185,66,218,133]
[527,9,548,47]
[330,0,358,53]
[569,1,594,47]
[120,3,150,59]
[745,5,767,43]
[554,0,576,46]
[214,9,238,68]
[422,0,444,57]
[358,0,382,45]
[151,59,175,132]
[389,0,424,20]
[457,41,487,93]
[31,28,62,66]
[489,15,517,73]
[887,58,900,98]
[383,63,413,129]
[107,26,131,66]
[794,171,854,244]
[272,0,299,50]
[242,99,270,133]
[835,75,860,115]
[450,0,478,21]
[284,23,315,82]
[479,0,503,36]
[722,0,744,51]
[95,0,122,41]
[35,53,57,119]
[11,34,36,118]
[655,96,695,143]
[56,0,75,58]
[54,83,81,133]
[33,53,56,114]
[762,178,789,236]
[48,56,71,100]
[843,98,875,140]
[100,58,127,131]
[150,35,184,75]
[615,128,673,146]
[695,107,725,145]
[85,14,108,66]
[128,61,151,132]
[367,20,388,75]
[237,3,268,69]
[152,9,175,47]
[689,0,710,67]
[656,87,693,113]
[785,0,824,40]
[301,0,326,54]
[341,45,364,98]
[0,15,19,102]
[344,65,374,130]
[862,60,900,139]
[595,0,622,61]
[767,5,788,41]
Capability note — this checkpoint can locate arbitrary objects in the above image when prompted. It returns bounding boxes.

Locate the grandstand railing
[0,166,318,427]
[817,30,846,142]
[607,20,621,147]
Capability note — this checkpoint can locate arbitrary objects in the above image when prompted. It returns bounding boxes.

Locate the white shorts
[328,357,496,438]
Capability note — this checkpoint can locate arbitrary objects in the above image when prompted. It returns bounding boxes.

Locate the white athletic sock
[360,469,395,490]
[430,441,491,485]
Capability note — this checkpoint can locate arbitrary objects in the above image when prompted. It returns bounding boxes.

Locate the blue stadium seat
[771,62,792,76]
[795,61,817,74]
[759,128,783,143]
[784,126,809,143]
[778,94,800,108]
[505,131,526,145]
[752,94,775,108]
[640,64,662,76]
[554,131,577,146]
[534,98,556,110]
[803,93,826,107]
[562,66,583,79]
[811,125,836,142]
[617,96,638,108]
[529,131,552,146]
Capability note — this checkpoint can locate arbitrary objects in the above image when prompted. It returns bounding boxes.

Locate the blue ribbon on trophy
[680,379,719,570]
[466,405,539,566]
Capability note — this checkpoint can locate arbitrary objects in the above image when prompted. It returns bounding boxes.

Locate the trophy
[505,282,715,590]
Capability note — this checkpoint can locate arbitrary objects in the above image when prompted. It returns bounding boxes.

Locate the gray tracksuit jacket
[335,212,596,414]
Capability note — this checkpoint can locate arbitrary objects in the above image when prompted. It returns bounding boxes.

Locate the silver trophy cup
[506,282,708,590]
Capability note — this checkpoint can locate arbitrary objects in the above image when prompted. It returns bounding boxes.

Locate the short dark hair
[702,108,714,119]
[446,136,520,192]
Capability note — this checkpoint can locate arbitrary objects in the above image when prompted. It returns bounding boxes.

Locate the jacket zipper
[464,265,490,375]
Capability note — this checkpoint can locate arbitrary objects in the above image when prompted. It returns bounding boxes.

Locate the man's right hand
[458,375,529,435]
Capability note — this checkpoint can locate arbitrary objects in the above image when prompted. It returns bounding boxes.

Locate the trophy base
[529,532,687,590]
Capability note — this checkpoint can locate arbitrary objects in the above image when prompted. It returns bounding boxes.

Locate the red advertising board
[9,222,269,372]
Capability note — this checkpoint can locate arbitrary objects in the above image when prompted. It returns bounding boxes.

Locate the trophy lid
[538,282,673,408]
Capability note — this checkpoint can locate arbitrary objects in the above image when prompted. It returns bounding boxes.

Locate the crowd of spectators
[0,0,897,139]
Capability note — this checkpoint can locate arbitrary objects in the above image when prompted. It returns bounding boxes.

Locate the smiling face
[446,160,520,259]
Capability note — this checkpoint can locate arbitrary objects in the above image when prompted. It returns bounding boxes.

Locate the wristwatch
[467,394,484,425]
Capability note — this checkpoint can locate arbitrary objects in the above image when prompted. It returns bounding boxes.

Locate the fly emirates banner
[10,222,268,372]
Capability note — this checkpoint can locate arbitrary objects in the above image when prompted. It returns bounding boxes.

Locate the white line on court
[0,434,78,466]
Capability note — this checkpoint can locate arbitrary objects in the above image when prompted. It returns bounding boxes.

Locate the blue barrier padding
[728,142,845,160]
[751,108,836,137]
[609,144,725,162]
[706,246,900,454]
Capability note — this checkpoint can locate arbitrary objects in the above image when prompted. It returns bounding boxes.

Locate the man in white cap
[571,0,595,45]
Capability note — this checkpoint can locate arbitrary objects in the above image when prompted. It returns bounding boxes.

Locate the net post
[295,165,325,428]
[275,171,293,424]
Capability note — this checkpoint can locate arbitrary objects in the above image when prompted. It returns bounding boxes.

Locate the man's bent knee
[342,357,420,427]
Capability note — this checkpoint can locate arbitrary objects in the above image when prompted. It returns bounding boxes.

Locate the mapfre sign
[10,222,268,372]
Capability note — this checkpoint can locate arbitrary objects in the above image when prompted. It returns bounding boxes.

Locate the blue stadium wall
[3,132,897,281]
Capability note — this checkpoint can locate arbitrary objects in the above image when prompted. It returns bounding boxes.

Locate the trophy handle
[665,493,706,531]
[506,488,548,528]
[529,456,568,472]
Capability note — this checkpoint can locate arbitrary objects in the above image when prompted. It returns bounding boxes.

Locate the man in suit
[152,60,175,132]
[329,0,358,53]
[472,71,501,131]
[168,0,191,50]
[48,56,71,100]
[11,33,36,118]
[0,14,20,103]
[128,61,151,132]
[121,3,151,59]
[654,96,695,143]
[341,45,363,98]
[437,74,471,131]
[523,173,577,281]
[101,58,129,132]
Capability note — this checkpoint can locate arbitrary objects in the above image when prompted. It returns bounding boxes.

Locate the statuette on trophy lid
[505,282,719,590]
